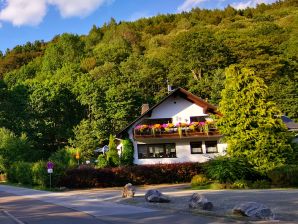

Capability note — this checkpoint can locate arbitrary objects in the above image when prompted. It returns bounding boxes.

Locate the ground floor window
[190,142,203,154]
[138,143,176,159]
[206,141,218,153]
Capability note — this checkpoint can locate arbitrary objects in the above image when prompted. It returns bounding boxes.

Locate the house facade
[117,88,227,165]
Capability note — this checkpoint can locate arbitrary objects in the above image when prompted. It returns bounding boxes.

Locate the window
[138,144,176,159]
[206,141,218,153]
[190,116,208,122]
[190,142,203,154]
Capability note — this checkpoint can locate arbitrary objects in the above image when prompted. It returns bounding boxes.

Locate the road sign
[47,161,54,169]
[47,168,53,174]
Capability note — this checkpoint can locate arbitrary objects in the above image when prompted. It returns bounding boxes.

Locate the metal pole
[50,173,51,190]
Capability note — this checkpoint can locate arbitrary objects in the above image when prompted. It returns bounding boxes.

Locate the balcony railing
[133,122,220,139]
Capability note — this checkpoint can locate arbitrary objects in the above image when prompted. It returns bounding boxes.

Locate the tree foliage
[217,65,293,173]
[0,0,296,171]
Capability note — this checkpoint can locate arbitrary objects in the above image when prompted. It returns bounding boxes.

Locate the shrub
[106,135,119,167]
[204,156,259,183]
[250,180,271,189]
[0,128,37,173]
[7,163,18,183]
[268,165,298,187]
[7,161,33,185]
[96,154,108,168]
[31,161,48,187]
[120,139,134,166]
[231,179,249,189]
[191,174,209,187]
[48,148,77,187]
[60,162,202,188]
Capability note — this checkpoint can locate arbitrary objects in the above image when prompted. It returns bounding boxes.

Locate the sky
[0,0,277,53]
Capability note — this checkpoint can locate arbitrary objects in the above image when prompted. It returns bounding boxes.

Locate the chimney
[141,104,149,115]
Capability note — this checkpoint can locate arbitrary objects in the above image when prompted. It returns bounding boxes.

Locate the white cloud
[0,0,47,26]
[0,0,111,27]
[231,0,277,9]
[178,0,208,12]
[47,0,107,18]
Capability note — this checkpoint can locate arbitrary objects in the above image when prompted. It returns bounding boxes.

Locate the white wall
[132,138,227,165]
[150,95,207,123]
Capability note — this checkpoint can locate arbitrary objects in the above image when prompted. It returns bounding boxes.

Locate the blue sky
[0,0,277,53]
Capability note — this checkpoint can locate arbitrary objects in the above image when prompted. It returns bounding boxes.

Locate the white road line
[3,210,25,224]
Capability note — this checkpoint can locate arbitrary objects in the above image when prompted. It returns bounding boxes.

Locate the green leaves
[218,65,293,173]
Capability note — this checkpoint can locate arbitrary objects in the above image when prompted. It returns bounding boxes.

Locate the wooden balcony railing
[133,127,220,139]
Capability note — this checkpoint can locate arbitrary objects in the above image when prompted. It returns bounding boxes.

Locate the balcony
[133,122,221,140]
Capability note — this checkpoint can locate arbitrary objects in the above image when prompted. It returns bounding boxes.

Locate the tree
[42,34,85,74]
[0,128,37,173]
[70,119,98,161]
[120,139,134,166]
[106,134,119,167]
[217,65,292,173]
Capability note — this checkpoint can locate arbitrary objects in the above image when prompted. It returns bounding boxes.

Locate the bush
[204,156,259,183]
[60,162,202,188]
[7,161,33,185]
[7,163,18,183]
[0,128,38,173]
[106,135,119,167]
[120,139,134,166]
[250,180,271,189]
[191,174,209,187]
[96,154,108,168]
[231,179,249,189]
[31,161,48,187]
[268,165,298,187]
[48,148,77,187]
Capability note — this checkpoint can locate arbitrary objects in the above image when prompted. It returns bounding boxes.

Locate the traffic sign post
[47,162,54,190]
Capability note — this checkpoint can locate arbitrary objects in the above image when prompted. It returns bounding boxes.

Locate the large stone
[122,183,136,198]
[145,189,170,203]
[233,202,275,220]
[189,193,213,210]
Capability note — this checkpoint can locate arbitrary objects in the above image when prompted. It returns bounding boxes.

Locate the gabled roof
[281,115,298,132]
[117,87,219,138]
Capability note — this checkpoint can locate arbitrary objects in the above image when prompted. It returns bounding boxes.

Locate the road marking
[3,210,25,224]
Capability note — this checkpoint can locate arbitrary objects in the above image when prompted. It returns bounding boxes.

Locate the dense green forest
[0,0,297,164]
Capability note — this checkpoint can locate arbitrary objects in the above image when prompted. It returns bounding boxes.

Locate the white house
[117,88,227,165]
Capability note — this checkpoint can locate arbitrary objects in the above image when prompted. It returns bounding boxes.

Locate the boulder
[189,193,213,210]
[233,202,275,220]
[145,189,170,203]
[122,183,136,198]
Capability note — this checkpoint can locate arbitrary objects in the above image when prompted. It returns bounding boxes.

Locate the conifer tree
[217,65,292,173]
[106,134,119,167]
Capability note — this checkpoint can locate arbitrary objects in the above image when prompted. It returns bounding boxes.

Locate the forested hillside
[0,0,297,161]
